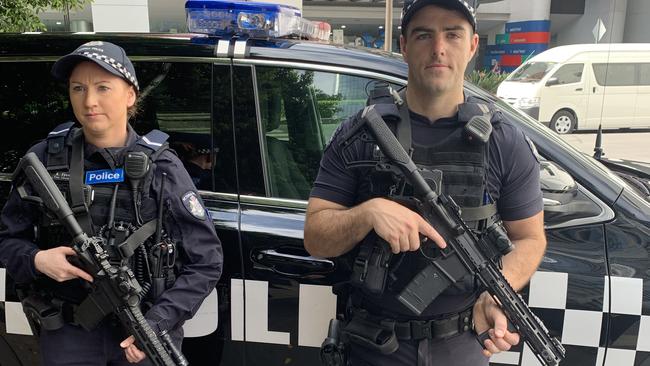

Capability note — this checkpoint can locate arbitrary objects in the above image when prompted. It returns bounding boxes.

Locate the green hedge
[465,70,510,95]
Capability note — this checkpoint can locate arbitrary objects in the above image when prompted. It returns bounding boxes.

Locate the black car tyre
[550,110,576,134]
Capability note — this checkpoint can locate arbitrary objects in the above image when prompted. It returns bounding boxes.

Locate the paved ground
[559,131,650,163]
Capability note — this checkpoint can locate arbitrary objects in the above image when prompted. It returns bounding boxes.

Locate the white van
[497,43,650,134]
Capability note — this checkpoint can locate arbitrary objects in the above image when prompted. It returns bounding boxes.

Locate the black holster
[20,293,65,335]
[341,311,399,355]
[321,318,348,366]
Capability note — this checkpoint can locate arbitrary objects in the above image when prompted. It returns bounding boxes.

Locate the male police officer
[170,132,218,190]
[304,0,546,365]
[0,41,223,365]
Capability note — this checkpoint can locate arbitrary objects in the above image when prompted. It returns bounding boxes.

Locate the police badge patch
[181,191,206,220]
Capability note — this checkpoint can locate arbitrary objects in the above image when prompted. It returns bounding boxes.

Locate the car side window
[255,66,392,200]
[550,63,584,85]
[0,62,70,173]
[593,63,637,86]
[133,62,235,193]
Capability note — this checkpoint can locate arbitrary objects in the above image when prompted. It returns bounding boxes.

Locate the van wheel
[551,111,576,134]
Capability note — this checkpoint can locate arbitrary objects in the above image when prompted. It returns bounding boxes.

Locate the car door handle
[251,248,335,277]
[593,87,597,93]
[575,88,583,91]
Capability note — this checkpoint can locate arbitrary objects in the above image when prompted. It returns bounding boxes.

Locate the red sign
[509,32,550,44]
[500,54,522,67]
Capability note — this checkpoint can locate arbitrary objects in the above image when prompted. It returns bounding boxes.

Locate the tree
[0,0,92,32]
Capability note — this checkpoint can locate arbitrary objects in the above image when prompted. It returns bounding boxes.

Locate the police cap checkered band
[401,0,478,34]
[51,41,139,92]
[196,147,219,155]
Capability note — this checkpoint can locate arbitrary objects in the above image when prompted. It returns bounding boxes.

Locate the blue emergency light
[185,0,330,41]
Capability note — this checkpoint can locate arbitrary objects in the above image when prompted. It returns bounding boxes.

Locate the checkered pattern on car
[490,271,650,366]
[2,268,648,365]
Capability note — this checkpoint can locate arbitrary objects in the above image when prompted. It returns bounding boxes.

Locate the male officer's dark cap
[51,40,139,92]
[170,132,220,155]
[401,0,478,34]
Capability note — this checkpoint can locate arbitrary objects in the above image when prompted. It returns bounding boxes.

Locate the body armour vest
[352,88,502,320]
[34,122,168,304]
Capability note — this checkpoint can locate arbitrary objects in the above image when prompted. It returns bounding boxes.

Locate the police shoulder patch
[181,191,206,220]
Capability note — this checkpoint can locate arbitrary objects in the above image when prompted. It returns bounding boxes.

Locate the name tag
[85,168,125,185]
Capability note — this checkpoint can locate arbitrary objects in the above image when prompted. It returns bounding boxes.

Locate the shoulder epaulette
[136,129,169,152]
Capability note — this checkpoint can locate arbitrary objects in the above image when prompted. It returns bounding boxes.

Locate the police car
[0,1,649,365]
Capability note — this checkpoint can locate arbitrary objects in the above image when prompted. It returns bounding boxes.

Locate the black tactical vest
[34,122,169,304]
[351,86,502,319]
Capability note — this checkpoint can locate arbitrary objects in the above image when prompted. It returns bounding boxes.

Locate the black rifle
[342,106,566,366]
[13,152,188,366]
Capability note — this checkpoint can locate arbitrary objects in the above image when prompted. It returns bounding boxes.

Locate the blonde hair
[127,93,141,121]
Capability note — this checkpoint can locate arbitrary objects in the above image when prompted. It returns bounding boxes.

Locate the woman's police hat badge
[401,0,478,34]
[51,40,139,92]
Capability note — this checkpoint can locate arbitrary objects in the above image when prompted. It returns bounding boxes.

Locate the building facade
[38,0,650,71]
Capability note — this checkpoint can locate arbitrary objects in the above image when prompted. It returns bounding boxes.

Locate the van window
[638,64,650,86]
[549,63,584,85]
[593,63,637,86]
[255,66,393,200]
[507,62,556,82]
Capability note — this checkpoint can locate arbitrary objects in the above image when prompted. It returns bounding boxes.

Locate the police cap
[170,132,219,156]
[51,40,139,92]
[401,0,478,35]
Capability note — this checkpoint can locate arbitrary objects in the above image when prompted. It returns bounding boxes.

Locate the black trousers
[39,321,183,366]
[349,332,489,366]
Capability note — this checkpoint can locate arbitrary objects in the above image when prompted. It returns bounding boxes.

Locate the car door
[132,60,245,366]
[601,188,650,366]
[232,62,403,365]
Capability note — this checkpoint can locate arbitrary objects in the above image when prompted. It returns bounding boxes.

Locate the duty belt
[393,308,473,340]
[350,306,473,342]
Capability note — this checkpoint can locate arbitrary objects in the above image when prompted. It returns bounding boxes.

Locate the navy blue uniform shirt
[312,108,543,221]
[0,125,223,334]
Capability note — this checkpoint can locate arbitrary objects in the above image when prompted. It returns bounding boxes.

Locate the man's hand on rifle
[120,335,147,363]
[473,291,520,358]
[366,198,446,254]
[34,246,93,282]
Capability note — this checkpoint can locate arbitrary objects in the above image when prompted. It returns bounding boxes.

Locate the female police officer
[0,41,223,365]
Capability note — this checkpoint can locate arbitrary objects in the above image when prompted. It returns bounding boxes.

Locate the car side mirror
[540,161,577,206]
[546,77,559,87]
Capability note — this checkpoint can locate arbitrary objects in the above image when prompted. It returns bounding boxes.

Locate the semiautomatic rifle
[13,152,188,366]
